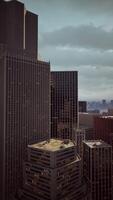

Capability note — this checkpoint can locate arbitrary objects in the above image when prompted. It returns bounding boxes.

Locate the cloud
[39,45,113,101]
[21,0,113,16]
[40,24,113,50]
[39,46,113,67]
[67,0,113,15]
[78,66,113,100]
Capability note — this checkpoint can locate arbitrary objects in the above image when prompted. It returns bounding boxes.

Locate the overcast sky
[20,0,113,101]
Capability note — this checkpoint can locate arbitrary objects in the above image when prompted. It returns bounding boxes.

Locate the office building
[94,116,113,146]
[0,0,38,58]
[79,112,100,128]
[79,101,87,112]
[108,108,113,116]
[83,140,112,200]
[25,11,38,58]
[75,129,85,159]
[19,139,87,200]
[0,1,50,200]
[51,71,78,139]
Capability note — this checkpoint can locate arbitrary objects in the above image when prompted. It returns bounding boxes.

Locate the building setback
[19,139,87,200]
[83,140,112,200]
[51,71,78,139]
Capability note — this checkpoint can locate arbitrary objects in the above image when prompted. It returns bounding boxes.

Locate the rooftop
[101,116,113,119]
[28,139,74,152]
[83,140,111,148]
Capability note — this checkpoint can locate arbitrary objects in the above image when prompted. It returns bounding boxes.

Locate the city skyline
[0,1,113,199]
[20,0,113,101]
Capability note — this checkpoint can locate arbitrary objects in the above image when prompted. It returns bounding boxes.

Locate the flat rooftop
[84,140,111,148]
[101,116,113,119]
[28,139,74,152]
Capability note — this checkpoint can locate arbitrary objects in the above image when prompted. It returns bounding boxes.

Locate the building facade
[0,50,50,200]
[83,140,112,200]
[19,139,87,200]
[75,129,85,159]
[94,116,113,146]
[79,101,87,112]
[0,0,38,59]
[0,1,50,200]
[51,71,78,139]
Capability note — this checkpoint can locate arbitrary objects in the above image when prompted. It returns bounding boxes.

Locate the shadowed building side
[0,0,24,51]
[51,71,78,140]
[0,0,38,59]
[0,51,50,200]
[25,11,38,59]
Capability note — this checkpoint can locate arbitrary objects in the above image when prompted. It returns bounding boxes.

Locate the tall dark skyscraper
[0,1,50,200]
[25,11,38,58]
[51,71,78,139]
[83,140,112,200]
[0,0,38,58]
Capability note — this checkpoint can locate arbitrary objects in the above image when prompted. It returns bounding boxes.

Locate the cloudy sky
[20,0,113,101]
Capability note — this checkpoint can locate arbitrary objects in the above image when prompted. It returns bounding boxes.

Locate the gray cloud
[20,0,113,101]
[39,46,113,67]
[40,24,113,50]
[67,0,113,15]
[39,46,113,101]
[21,0,113,16]
[78,66,113,100]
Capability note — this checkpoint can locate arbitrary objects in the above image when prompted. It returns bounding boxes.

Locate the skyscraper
[83,140,112,200]
[94,116,113,146]
[19,139,87,200]
[0,0,38,58]
[0,1,50,200]
[25,11,38,58]
[51,71,78,139]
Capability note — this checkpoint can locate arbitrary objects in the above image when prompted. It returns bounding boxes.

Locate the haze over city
[19,0,113,101]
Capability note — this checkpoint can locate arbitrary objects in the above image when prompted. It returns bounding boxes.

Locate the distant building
[51,71,78,139]
[79,101,87,112]
[110,100,113,107]
[108,108,113,116]
[19,139,87,200]
[79,112,100,128]
[102,99,106,105]
[88,109,100,114]
[83,140,112,200]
